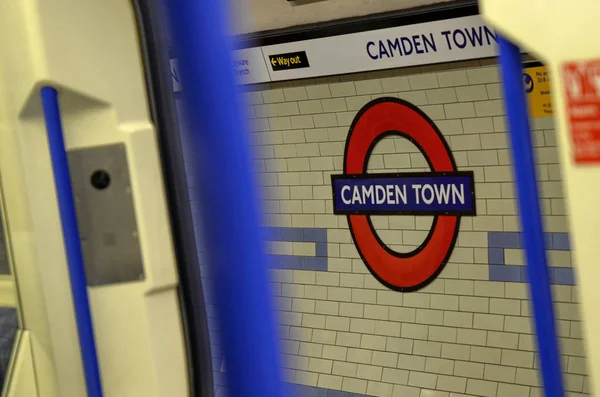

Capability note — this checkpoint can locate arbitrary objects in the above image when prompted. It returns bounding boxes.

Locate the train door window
[0,181,20,393]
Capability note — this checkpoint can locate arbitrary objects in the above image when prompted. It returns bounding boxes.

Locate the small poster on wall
[523,64,554,118]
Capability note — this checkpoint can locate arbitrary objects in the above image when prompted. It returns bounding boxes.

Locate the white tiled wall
[231,59,592,397]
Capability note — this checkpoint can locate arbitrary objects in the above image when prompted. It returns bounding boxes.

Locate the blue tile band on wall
[194,225,329,271]
[217,383,368,397]
[253,227,577,283]
[263,227,329,271]
[487,231,576,285]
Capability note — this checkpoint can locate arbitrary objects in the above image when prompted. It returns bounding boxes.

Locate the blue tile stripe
[263,227,329,272]
[487,232,576,285]
[262,227,327,243]
[488,231,571,250]
[216,383,367,397]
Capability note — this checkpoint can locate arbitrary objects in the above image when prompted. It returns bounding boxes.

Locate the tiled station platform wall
[184,58,592,397]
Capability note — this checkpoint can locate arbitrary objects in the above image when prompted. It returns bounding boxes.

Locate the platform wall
[186,59,593,397]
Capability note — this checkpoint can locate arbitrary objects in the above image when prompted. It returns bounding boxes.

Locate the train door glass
[0,182,20,394]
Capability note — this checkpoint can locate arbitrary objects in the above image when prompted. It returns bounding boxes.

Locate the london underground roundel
[331,98,477,292]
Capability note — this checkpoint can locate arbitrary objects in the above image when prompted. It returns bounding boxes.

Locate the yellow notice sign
[524,65,553,118]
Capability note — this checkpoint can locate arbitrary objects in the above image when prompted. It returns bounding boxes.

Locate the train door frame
[131,2,214,396]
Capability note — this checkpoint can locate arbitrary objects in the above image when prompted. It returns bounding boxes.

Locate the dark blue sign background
[332,172,475,215]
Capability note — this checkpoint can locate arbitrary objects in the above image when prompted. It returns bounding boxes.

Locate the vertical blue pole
[497,36,565,397]
[163,2,285,397]
[41,87,104,397]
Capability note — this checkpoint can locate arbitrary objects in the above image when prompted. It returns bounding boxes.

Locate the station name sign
[170,15,500,89]
[331,98,476,292]
[332,173,475,215]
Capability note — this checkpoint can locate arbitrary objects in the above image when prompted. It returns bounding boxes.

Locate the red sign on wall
[562,60,600,164]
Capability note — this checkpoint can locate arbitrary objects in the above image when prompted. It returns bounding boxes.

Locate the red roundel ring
[344,97,460,291]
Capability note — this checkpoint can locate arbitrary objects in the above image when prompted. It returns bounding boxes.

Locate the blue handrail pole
[497,36,565,397]
[163,1,285,397]
[40,87,104,397]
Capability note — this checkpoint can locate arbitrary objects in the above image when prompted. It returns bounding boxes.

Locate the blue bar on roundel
[331,172,476,215]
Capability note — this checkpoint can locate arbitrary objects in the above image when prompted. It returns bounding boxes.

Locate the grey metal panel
[68,143,144,286]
